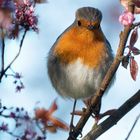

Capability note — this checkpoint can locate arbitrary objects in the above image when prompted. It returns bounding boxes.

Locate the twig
[0,29,28,82]
[131,22,140,29]
[35,120,47,137]
[67,1,135,140]
[125,113,140,140]
[1,30,5,73]
[0,110,46,139]
[82,90,140,140]
[6,131,21,139]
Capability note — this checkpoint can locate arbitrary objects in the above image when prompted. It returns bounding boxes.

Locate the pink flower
[119,11,135,26]
[15,0,38,32]
[0,123,8,131]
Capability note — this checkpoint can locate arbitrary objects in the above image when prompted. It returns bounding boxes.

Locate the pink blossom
[15,0,38,31]
[119,11,135,26]
[0,123,8,131]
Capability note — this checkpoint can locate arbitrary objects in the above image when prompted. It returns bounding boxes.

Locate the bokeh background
[0,0,140,139]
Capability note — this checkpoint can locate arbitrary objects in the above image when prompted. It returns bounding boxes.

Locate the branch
[67,1,135,140]
[6,131,21,139]
[0,29,28,82]
[131,22,140,29]
[125,113,140,140]
[82,90,140,140]
[1,30,5,73]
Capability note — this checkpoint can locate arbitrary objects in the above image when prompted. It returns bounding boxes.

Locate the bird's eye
[77,20,81,26]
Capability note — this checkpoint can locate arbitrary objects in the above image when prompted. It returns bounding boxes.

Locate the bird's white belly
[59,59,102,99]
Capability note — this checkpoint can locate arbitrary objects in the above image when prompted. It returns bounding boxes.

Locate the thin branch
[1,31,5,73]
[67,1,135,140]
[35,120,47,137]
[0,112,47,139]
[0,113,27,120]
[6,131,21,139]
[131,22,140,29]
[82,90,140,140]
[0,29,28,82]
[125,113,140,140]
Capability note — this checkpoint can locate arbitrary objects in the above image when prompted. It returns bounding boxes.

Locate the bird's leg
[92,102,101,123]
[83,98,116,126]
[84,97,102,123]
[70,99,77,133]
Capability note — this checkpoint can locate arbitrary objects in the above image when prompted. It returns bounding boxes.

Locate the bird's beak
[87,25,95,30]
[88,24,100,30]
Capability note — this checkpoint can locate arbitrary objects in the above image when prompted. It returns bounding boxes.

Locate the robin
[47,7,114,114]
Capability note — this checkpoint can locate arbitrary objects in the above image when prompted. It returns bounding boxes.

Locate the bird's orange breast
[54,26,108,68]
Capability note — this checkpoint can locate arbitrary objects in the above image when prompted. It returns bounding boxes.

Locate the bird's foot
[93,109,117,123]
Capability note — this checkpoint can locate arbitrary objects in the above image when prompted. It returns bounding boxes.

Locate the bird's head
[75,7,102,30]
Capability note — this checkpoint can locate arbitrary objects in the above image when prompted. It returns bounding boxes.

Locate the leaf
[48,99,57,115]
[131,47,140,55]
[134,7,140,14]
[134,1,140,13]
[134,0,140,8]
[35,100,57,121]
[35,101,69,132]
[130,28,138,47]
[130,57,138,81]
[48,116,69,131]
[35,108,46,120]
[46,125,57,133]
[122,55,130,69]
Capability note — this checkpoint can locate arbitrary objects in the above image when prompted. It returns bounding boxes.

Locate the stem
[35,120,47,137]
[1,31,5,73]
[0,29,28,82]
[6,131,21,139]
[125,113,140,140]
[131,22,140,29]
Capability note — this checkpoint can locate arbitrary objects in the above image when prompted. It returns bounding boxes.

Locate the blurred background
[0,0,140,139]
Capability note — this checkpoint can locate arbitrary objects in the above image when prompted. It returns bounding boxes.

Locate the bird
[47,7,114,110]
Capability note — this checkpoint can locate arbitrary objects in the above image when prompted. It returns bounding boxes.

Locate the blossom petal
[119,11,135,26]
